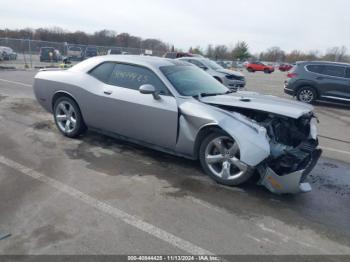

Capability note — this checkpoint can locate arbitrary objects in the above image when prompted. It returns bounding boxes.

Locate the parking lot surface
[0,69,350,255]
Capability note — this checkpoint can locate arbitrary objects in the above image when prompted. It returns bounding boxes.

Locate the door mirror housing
[139,84,161,100]
[199,65,208,71]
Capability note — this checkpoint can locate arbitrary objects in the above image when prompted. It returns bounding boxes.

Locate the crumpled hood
[216,68,244,77]
[200,91,314,119]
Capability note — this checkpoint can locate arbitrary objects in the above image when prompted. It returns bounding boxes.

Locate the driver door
[92,62,178,150]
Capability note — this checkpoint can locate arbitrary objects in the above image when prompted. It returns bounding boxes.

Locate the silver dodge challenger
[33,55,322,194]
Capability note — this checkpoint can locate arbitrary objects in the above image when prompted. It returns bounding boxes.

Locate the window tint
[109,64,169,94]
[346,68,350,79]
[306,65,324,74]
[322,65,346,78]
[89,62,115,83]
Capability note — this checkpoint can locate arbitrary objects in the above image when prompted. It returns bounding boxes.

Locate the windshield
[160,65,229,96]
[203,59,223,70]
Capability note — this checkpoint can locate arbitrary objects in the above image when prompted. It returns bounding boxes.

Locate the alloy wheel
[299,89,314,103]
[204,136,247,180]
[55,101,77,134]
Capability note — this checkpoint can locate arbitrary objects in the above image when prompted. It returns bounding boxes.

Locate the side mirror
[139,84,160,100]
[200,66,208,71]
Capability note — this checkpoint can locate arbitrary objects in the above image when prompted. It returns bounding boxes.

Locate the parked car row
[0,46,17,61]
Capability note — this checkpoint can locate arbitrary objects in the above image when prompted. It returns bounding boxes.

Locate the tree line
[1,27,349,63]
[0,27,170,53]
[189,43,349,63]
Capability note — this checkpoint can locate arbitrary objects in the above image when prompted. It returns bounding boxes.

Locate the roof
[70,55,189,73]
[297,60,350,66]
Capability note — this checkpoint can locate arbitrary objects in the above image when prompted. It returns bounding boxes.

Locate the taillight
[287,73,297,78]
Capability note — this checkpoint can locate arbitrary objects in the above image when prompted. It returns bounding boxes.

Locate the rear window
[89,62,115,83]
[306,65,324,74]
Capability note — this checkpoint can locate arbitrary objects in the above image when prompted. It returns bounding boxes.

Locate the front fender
[217,115,270,166]
[176,100,270,167]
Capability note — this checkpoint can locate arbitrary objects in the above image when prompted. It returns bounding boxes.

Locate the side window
[306,65,324,74]
[109,63,169,95]
[322,65,346,78]
[346,68,350,79]
[89,62,116,83]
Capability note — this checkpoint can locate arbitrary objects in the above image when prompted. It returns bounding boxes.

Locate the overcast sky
[1,0,349,53]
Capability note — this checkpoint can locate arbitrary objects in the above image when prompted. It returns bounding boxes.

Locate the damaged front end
[213,104,322,194]
[255,112,322,194]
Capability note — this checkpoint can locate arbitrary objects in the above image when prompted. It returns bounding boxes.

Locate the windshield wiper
[193,90,234,99]
[193,92,219,98]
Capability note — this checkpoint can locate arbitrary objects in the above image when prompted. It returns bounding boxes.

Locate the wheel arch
[193,125,226,159]
[52,91,79,111]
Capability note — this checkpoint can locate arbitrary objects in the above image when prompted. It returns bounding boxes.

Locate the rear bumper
[284,81,295,96]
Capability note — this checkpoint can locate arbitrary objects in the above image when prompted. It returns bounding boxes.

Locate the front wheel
[199,131,253,186]
[53,96,86,138]
[247,67,254,73]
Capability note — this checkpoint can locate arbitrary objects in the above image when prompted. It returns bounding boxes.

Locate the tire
[199,131,253,186]
[247,67,254,73]
[297,86,317,104]
[264,68,270,74]
[53,96,86,138]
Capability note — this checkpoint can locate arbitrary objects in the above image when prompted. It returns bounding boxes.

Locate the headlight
[310,117,318,140]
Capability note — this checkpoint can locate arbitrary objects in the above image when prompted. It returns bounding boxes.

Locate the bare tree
[323,46,347,62]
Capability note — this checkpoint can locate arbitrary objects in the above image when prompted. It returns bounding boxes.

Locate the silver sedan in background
[177,57,246,90]
[33,55,321,194]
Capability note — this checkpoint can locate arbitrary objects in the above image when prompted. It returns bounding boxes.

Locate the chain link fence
[0,37,165,69]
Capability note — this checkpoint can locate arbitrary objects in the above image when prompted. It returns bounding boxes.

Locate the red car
[279,64,293,72]
[246,62,274,73]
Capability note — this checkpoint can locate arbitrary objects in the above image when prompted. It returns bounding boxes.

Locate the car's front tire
[199,131,253,186]
[297,86,317,104]
[53,96,86,138]
[247,68,254,73]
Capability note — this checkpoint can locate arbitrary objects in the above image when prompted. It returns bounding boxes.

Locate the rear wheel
[264,68,271,74]
[199,131,253,186]
[53,96,86,138]
[297,86,317,104]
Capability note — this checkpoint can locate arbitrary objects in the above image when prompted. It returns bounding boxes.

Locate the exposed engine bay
[212,104,321,179]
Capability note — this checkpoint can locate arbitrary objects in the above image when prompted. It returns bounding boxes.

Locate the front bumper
[224,79,246,90]
[258,148,322,194]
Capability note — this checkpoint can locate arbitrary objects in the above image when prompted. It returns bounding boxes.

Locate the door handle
[103,90,112,95]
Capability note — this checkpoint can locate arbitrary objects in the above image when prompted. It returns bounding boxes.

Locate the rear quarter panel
[33,70,87,113]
